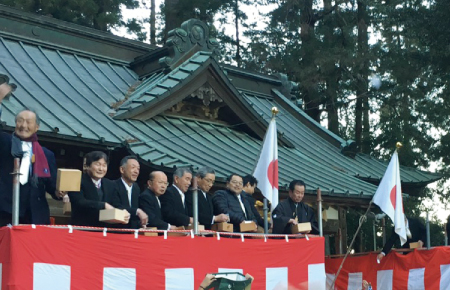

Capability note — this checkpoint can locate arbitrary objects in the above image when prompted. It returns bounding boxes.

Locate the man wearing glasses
[185,166,228,230]
[213,173,257,232]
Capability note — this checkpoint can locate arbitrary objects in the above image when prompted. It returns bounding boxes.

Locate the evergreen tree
[0,0,147,40]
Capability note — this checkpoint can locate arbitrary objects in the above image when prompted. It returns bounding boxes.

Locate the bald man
[0,88,63,226]
[139,171,178,230]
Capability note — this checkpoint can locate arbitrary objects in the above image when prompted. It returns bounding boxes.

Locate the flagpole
[317,188,323,237]
[192,176,199,235]
[263,198,268,234]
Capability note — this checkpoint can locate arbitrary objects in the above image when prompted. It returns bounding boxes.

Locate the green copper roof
[244,91,440,185]
[0,30,440,200]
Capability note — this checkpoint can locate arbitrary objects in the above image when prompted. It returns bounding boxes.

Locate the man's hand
[0,83,13,103]
[214,213,229,223]
[377,252,385,263]
[55,190,67,199]
[244,273,254,282]
[418,240,424,248]
[288,218,298,225]
[104,202,114,210]
[122,210,131,224]
[136,208,148,226]
[199,274,216,289]
[169,225,178,230]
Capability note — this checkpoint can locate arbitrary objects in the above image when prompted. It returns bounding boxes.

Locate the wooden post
[339,206,347,254]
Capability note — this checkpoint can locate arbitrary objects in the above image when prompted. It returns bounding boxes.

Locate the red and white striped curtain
[326,249,450,289]
[0,226,326,289]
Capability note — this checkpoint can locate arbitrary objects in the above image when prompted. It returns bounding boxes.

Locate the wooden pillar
[335,206,347,254]
[358,231,364,253]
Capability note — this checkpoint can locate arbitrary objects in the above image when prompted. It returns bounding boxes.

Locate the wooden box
[63,202,71,215]
[291,222,312,234]
[409,242,422,249]
[143,227,158,237]
[186,224,205,231]
[211,222,233,232]
[240,221,257,232]
[56,169,82,192]
[168,226,188,236]
[99,209,127,224]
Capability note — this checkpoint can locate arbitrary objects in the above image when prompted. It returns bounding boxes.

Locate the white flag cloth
[253,118,279,211]
[372,151,407,245]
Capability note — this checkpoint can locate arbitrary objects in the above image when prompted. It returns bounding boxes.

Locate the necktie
[157,197,161,208]
[180,192,185,208]
[293,203,298,223]
[238,195,247,219]
[96,183,103,201]
[127,187,132,207]
[19,142,32,185]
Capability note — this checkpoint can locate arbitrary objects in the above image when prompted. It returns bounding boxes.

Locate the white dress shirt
[237,194,247,217]
[92,178,102,188]
[121,178,132,207]
[173,184,185,207]
[19,141,32,185]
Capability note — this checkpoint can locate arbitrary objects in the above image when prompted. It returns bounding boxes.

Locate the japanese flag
[253,118,278,211]
[372,151,407,245]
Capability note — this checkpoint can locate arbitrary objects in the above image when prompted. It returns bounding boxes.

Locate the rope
[16,224,319,239]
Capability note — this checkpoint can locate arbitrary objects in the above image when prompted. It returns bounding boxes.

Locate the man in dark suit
[242,175,271,230]
[272,179,318,234]
[0,86,64,225]
[69,151,129,227]
[160,167,193,227]
[140,171,178,230]
[377,216,427,262]
[213,173,257,232]
[185,166,228,230]
[111,156,148,229]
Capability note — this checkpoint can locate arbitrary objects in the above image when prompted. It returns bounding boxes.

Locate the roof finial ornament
[396,142,403,150]
[159,19,221,70]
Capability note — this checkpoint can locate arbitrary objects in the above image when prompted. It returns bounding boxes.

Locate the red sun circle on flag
[267,159,279,189]
[390,185,397,209]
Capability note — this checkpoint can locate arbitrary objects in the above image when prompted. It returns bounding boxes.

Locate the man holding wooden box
[0,77,65,226]
[185,166,229,230]
[68,151,130,227]
[111,156,148,229]
[140,171,178,230]
[213,173,257,233]
[272,179,319,235]
[377,216,427,262]
[160,167,194,227]
[242,175,272,230]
